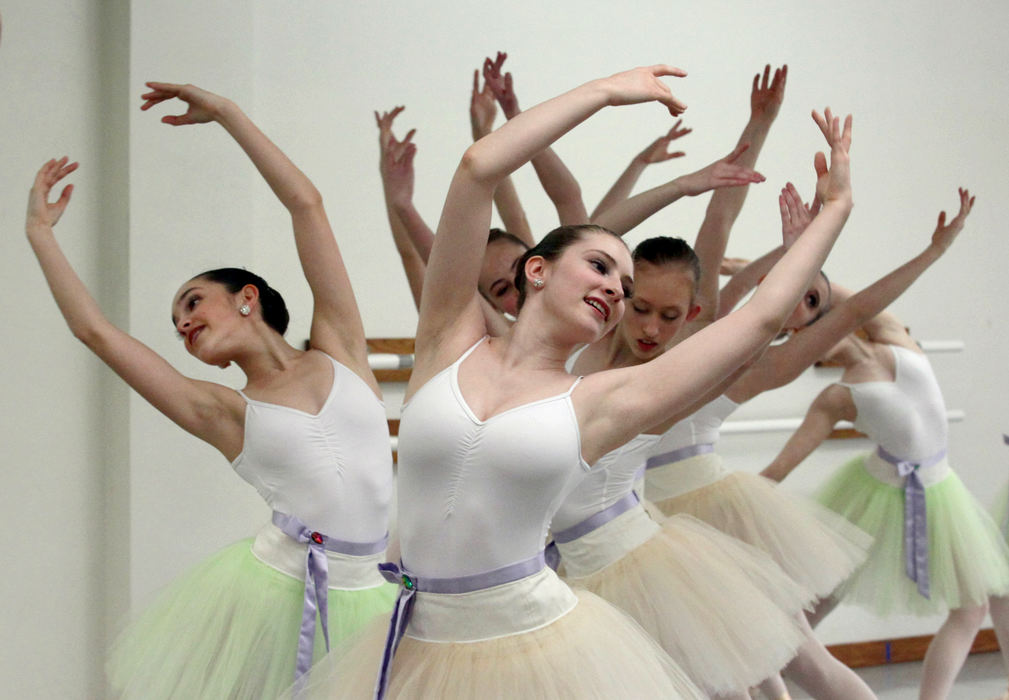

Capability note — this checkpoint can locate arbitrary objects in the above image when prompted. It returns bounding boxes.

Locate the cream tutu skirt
[648,451,873,599]
[107,522,398,699]
[560,504,811,696]
[289,566,705,699]
[816,452,1009,615]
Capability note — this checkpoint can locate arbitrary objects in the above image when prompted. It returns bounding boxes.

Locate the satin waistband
[406,566,578,643]
[861,449,951,488]
[644,448,727,502]
[557,503,661,579]
[251,521,388,590]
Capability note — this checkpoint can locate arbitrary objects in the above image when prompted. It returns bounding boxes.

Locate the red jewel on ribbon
[311,532,324,545]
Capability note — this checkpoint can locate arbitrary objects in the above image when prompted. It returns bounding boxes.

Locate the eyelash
[175,296,201,338]
[634,306,677,321]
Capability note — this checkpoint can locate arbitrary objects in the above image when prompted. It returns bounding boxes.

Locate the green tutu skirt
[107,534,398,699]
[816,454,1009,616]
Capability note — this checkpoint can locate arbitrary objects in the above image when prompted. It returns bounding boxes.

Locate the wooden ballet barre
[720,410,965,438]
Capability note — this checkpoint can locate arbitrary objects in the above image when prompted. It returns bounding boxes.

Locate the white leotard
[551,434,658,531]
[840,344,948,461]
[232,353,393,543]
[397,338,589,579]
[648,394,738,450]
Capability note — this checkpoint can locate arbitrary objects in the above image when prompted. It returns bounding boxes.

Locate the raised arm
[691,64,787,324]
[760,383,856,482]
[470,66,534,245]
[413,65,687,385]
[591,143,765,235]
[727,186,975,402]
[590,120,690,220]
[141,82,368,370]
[375,107,426,309]
[577,108,852,463]
[716,182,820,318]
[484,52,589,225]
[25,158,244,458]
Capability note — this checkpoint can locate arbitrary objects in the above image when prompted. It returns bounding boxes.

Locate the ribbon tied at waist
[544,491,641,571]
[373,552,547,699]
[875,446,946,599]
[645,442,713,470]
[271,511,388,692]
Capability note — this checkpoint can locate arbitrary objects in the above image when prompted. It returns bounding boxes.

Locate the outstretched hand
[140,82,229,125]
[778,182,821,248]
[482,51,520,119]
[930,188,975,253]
[381,128,418,208]
[603,65,688,116]
[470,69,498,138]
[678,142,764,196]
[636,120,691,164]
[750,64,787,122]
[27,157,78,231]
[375,105,405,151]
[811,107,853,206]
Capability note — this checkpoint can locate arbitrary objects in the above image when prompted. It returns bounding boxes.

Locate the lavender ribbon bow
[272,512,334,692]
[374,562,418,700]
[272,512,389,693]
[372,552,547,699]
[895,460,930,599]
[876,447,946,599]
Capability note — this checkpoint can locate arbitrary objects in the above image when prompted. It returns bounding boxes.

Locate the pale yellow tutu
[650,453,873,599]
[288,567,705,699]
[561,506,811,696]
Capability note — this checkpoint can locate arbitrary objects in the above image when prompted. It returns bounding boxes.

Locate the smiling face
[619,260,697,361]
[479,238,528,316]
[783,271,831,332]
[171,278,247,366]
[530,230,634,342]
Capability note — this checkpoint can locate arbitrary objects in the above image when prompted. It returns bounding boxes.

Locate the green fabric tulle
[816,454,1009,616]
[107,538,397,699]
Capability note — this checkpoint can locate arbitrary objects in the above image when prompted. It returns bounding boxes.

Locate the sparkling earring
[239,304,251,316]
[531,278,544,289]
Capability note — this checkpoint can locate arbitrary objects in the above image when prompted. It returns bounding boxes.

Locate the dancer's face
[479,238,528,316]
[782,272,830,331]
[619,261,698,361]
[171,279,248,367]
[531,231,633,342]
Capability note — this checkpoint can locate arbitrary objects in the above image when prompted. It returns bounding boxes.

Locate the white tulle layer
[288,567,706,699]
[561,507,810,695]
[652,459,873,599]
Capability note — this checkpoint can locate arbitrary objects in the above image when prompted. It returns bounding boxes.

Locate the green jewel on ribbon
[402,574,415,590]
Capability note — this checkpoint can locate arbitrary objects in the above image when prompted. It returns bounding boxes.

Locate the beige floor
[787,652,1006,699]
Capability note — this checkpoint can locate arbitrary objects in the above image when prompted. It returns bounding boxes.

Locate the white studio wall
[2,1,1008,696]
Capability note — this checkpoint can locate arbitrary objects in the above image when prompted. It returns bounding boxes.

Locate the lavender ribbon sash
[373,551,547,700]
[271,511,388,692]
[875,447,946,599]
[544,491,641,571]
[645,442,714,470]
[552,491,641,544]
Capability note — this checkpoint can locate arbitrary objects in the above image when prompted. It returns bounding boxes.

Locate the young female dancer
[550,67,819,699]
[293,63,854,699]
[645,185,976,697]
[554,235,816,700]
[25,83,397,698]
[761,190,1009,700]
